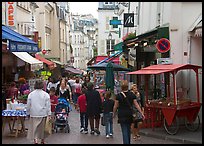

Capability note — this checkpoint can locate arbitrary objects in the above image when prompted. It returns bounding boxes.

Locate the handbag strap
[121,92,133,111]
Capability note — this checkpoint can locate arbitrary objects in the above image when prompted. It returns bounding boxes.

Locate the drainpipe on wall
[187,35,192,64]
[187,35,192,98]
[59,7,61,63]
[138,2,140,27]
[127,2,130,34]
[65,16,68,64]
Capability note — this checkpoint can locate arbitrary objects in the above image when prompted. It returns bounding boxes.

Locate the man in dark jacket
[85,82,102,135]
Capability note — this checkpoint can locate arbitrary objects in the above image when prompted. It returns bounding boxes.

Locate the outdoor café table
[2,109,27,137]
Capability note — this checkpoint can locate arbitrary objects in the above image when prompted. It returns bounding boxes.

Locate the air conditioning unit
[157,58,173,64]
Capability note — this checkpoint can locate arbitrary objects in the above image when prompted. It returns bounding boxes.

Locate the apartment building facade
[35,2,71,65]
[70,14,98,70]
[117,2,202,121]
[97,2,122,56]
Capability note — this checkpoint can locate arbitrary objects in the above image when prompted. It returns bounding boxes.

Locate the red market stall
[127,64,202,135]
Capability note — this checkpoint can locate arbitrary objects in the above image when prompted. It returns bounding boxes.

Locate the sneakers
[90,130,95,135]
[106,134,113,139]
[80,127,84,133]
[84,130,88,134]
[94,129,100,135]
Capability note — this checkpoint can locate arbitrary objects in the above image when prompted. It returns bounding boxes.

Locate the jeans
[73,93,80,104]
[120,123,131,144]
[80,112,88,131]
[104,112,113,135]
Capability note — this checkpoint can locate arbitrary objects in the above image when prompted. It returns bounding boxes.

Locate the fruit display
[17,94,28,104]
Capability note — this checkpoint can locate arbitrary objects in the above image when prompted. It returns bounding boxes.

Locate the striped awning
[188,14,202,37]
[12,52,43,71]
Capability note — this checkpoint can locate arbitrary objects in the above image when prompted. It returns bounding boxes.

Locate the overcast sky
[69,2,98,19]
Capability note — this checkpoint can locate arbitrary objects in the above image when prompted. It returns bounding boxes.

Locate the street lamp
[30,2,39,22]
[107,32,113,57]
[114,4,120,15]
[30,2,39,37]
[114,2,128,16]
[108,32,112,40]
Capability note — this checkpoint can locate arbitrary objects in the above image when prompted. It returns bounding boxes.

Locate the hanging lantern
[42,49,47,54]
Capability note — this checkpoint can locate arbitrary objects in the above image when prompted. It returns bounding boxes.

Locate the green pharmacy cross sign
[110,17,122,28]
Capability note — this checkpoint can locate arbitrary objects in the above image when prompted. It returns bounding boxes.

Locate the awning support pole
[195,69,200,103]
[173,71,177,105]
[145,75,149,104]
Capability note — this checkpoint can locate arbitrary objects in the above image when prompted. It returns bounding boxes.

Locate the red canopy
[127,69,171,75]
[35,54,55,69]
[96,56,120,64]
[127,64,202,75]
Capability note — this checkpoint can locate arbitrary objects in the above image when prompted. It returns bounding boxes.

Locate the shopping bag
[45,117,52,135]
[101,115,105,126]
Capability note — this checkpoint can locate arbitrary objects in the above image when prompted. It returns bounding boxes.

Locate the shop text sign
[124,13,134,27]
[6,2,16,28]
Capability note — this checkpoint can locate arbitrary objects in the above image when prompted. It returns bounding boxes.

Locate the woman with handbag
[113,80,145,144]
[131,84,145,141]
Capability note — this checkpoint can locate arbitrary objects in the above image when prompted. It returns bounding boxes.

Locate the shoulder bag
[121,92,142,121]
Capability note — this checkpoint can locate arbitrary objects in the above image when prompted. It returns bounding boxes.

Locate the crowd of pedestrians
[3,74,145,144]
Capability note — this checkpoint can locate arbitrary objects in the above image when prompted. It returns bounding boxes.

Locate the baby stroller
[54,97,70,133]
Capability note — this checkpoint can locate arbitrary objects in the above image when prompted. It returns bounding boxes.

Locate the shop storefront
[124,24,170,98]
[2,25,41,84]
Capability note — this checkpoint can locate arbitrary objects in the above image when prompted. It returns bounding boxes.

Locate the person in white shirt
[46,78,58,92]
[72,77,82,109]
[68,75,76,91]
[26,80,51,144]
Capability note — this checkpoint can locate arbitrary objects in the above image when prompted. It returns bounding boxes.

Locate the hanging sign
[6,2,17,28]
[124,13,134,27]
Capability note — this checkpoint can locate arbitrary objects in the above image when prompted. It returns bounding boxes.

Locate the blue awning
[2,25,39,52]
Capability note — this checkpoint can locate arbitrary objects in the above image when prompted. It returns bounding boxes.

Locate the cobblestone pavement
[2,104,183,144]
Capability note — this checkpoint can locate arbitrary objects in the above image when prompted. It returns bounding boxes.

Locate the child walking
[102,91,115,138]
[49,87,58,130]
[77,88,88,134]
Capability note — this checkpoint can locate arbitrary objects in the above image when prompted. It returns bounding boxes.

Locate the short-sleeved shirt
[50,95,58,112]
[77,94,87,113]
[102,99,114,114]
[73,83,82,94]
[116,91,136,123]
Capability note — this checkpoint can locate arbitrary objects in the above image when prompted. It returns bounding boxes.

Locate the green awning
[124,24,169,46]
[113,42,123,51]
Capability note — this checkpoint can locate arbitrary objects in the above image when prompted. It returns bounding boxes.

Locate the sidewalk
[139,125,202,144]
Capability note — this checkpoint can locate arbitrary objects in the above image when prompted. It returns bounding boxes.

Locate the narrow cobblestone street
[2,104,183,144]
